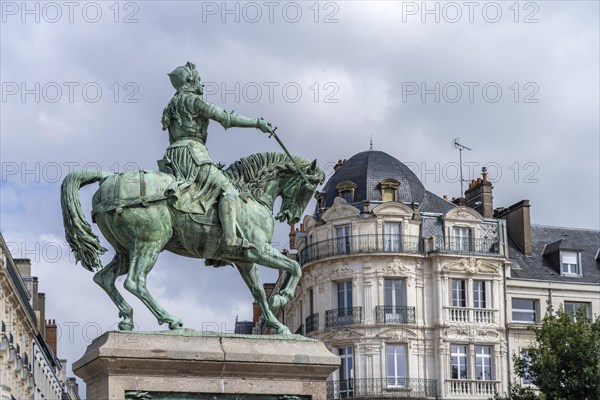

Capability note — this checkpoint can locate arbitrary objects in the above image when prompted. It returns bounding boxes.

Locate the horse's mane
[224,152,319,204]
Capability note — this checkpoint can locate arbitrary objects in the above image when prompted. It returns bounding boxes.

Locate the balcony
[447,379,499,397]
[300,234,422,265]
[325,307,362,328]
[446,307,498,324]
[431,237,501,256]
[375,306,416,325]
[305,313,319,333]
[327,378,438,399]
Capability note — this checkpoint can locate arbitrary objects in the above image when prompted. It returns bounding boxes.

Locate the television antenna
[452,138,472,195]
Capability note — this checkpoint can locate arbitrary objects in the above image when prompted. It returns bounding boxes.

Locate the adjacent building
[0,234,79,400]
[259,149,599,400]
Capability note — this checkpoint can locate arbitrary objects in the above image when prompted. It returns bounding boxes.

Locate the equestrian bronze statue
[61,62,324,334]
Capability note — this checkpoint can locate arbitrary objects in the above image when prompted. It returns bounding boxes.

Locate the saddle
[91,170,174,221]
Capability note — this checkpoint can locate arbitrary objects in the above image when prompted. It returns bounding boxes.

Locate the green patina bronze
[61,62,324,335]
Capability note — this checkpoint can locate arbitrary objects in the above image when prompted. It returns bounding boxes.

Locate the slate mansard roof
[322,150,426,207]
[509,225,600,284]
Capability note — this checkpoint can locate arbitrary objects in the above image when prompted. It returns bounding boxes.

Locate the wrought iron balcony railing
[299,234,422,265]
[305,313,319,333]
[375,305,416,324]
[325,307,362,328]
[326,378,438,399]
[431,237,500,255]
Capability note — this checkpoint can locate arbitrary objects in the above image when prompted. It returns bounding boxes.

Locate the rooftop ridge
[531,223,600,233]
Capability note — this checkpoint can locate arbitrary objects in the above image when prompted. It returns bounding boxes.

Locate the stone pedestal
[73,331,340,400]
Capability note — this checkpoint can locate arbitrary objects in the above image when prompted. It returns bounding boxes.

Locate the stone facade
[0,234,70,400]
[260,150,599,399]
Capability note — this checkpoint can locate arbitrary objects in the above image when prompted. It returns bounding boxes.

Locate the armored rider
[159,62,275,254]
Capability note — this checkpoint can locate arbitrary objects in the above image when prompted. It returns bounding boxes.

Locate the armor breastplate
[169,115,209,144]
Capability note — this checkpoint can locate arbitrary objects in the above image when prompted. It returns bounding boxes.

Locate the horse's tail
[61,169,111,272]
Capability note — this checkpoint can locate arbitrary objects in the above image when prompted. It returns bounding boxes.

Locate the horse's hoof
[276,326,292,335]
[118,321,134,331]
[168,318,184,330]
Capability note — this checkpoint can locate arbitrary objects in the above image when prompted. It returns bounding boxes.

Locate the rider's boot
[219,193,255,256]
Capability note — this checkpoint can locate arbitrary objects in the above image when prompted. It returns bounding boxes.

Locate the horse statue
[61,152,324,334]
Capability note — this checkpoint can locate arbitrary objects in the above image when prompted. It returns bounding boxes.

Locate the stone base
[73,331,340,400]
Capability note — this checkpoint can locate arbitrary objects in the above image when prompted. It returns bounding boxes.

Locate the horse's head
[275,159,325,225]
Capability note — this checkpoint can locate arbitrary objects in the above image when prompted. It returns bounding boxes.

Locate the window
[452,279,466,307]
[335,225,351,254]
[338,346,354,398]
[450,345,468,379]
[561,251,580,275]
[386,344,407,387]
[309,289,314,316]
[340,190,353,203]
[337,281,353,325]
[336,181,357,204]
[565,302,590,321]
[475,346,493,380]
[512,298,538,323]
[382,187,396,202]
[379,179,400,202]
[473,280,488,308]
[384,279,406,323]
[452,226,472,252]
[384,223,402,252]
[520,350,532,385]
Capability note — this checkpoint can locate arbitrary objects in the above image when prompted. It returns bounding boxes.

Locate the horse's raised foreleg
[236,262,291,335]
[252,243,301,312]
[124,244,184,330]
[93,254,134,331]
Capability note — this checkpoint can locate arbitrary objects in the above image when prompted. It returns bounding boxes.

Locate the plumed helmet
[167,61,200,90]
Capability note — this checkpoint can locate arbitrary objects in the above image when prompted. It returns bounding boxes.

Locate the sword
[268,127,313,186]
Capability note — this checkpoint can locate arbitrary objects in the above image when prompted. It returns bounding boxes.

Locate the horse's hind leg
[124,244,184,330]
[93,253,134,331]
[236,262,291,335]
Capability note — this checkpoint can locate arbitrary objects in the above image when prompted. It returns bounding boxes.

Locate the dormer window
[336,181,357,203]
[379,179,400,202]
[560,251,580,275]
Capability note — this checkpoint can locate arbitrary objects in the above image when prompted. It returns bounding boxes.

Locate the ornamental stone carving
[330,261,354,280]
[443,258,500,275]
[381,258,411,276]
[321,198,360,222]
[443,206,483,222]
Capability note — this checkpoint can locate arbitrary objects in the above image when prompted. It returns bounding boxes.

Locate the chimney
[464,167,494,218]
[289,225,297,250]
[452,197,466,206]
[32,277,39,311]
[252,302,261,325]
[333,159,347,171]
[443,195,448,201]
[495,200,532,255]
[45,319,57,356]
[38,293,46,338]
[14,258,31,276]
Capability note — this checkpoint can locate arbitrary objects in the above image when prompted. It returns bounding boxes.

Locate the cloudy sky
[1,0,598,386]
